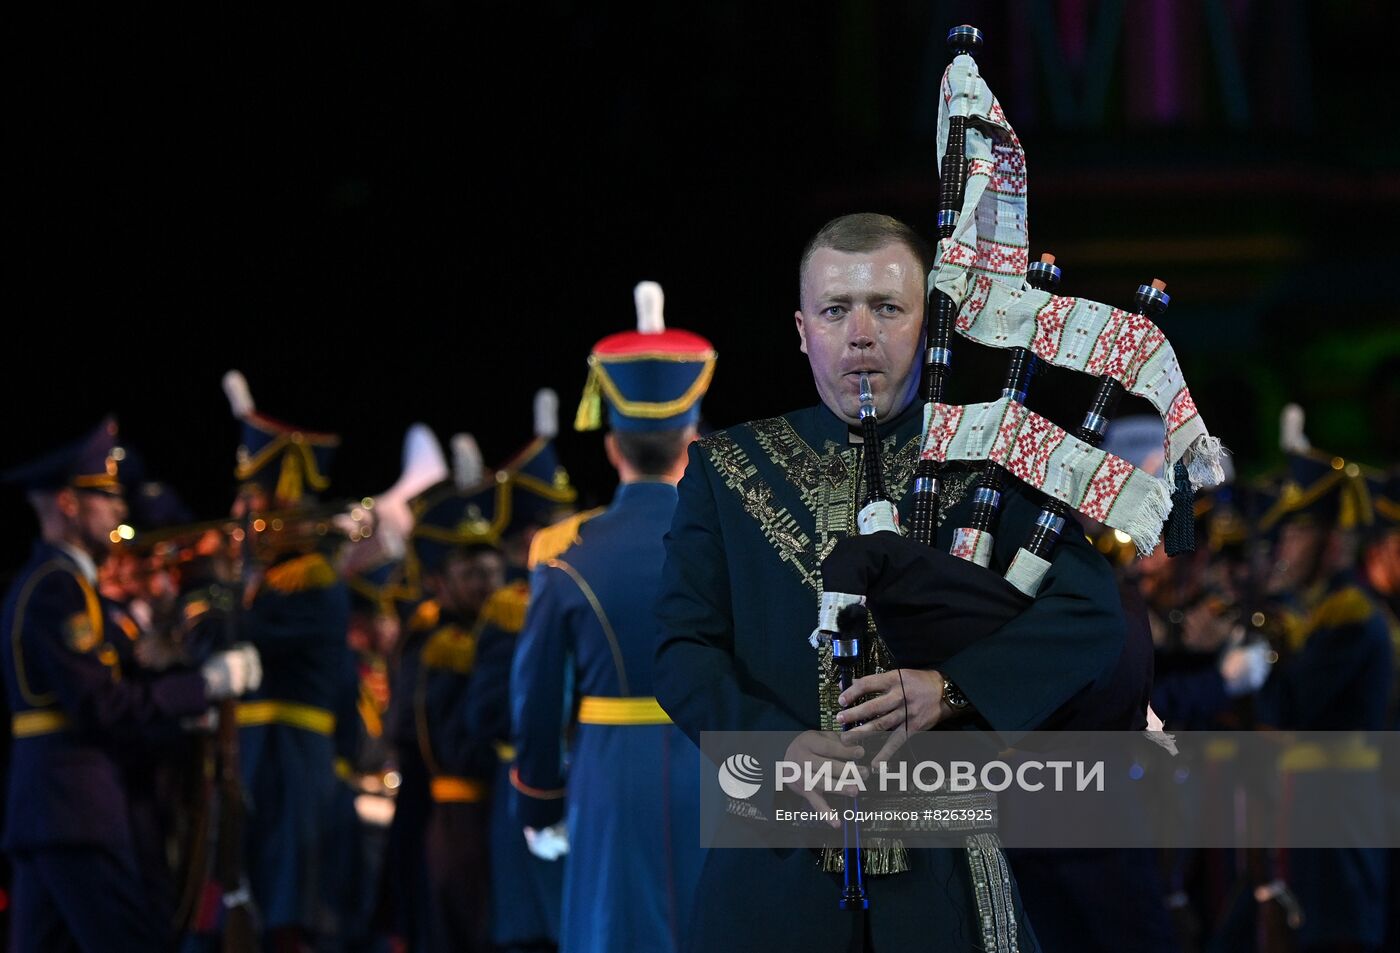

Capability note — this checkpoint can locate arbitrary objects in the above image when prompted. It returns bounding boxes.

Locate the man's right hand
[781,730,866,827]
[201,643,263,701]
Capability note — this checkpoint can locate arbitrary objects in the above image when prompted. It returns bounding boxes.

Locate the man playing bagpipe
[655,210,1130,951]
[1,417,262,952]
[655,28,1227,949]
[509,281,711,953]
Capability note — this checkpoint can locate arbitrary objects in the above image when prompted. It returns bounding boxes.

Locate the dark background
[6,0,1398,569]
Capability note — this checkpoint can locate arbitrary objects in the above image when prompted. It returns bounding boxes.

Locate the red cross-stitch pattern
[957,275,994,332]
[1089,309,1139,380]
[1079,453,1135,523]
[989,401,1029,462]
[950,528,985,562]
[1084,309,1125,377]
[967,157,995,180]
[1166,387,1199,436]
[1085,311,1167,389]
[920,403,965,462]
[939,239,977,270]
[987,100,1022,147]
[1120,315,1166,388]
[975,237,1026,276]
[991,146,1026,195]
[992,404,1067,489]
[1031,293,1076,361]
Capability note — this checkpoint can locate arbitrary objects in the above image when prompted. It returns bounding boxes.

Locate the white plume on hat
[452,433,484,491]
[1280,403,1311,454]
[634,281,665,334]
[222,370,256,420]
[534,389,559,440]
[374,424,449,543]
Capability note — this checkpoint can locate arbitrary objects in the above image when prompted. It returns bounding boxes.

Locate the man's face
[1271,522,1327,593]
[436,548,505,618]
[795,243,925,425]
[67,489,127,562]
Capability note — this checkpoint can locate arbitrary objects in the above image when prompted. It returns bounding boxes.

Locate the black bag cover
[819,531,1032,669]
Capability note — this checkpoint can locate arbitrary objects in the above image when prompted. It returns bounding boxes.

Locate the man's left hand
[835,669,956,765]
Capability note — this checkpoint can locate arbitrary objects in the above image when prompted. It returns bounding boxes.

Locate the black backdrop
[7,1,1398,570]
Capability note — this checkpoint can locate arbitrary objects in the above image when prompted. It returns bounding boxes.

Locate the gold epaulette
[480,581,530,633]
[421,626,477,674]
[263,553,338,594]
[1293,586,1379,651]
[527,507,606,570]
[407,599,441,633]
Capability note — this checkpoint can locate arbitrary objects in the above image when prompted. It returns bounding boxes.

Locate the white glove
[201,643,263,701]
[1219,641,1271,697]
[523,822,569,861]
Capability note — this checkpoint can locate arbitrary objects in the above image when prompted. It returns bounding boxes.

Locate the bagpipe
[817,23,1225,673]
[817,25,1226,907]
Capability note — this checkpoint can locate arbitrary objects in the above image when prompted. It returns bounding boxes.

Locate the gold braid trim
[575,352,717,431]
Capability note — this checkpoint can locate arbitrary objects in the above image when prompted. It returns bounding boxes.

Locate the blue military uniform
[392,468,514,951]
[469,400,577,951]
[511,284,711,953]
[1,418,212,952]
[322,557,405,950]
[383,598,439,950]
[1255,446,1393,951]
[226,390,354,941]
[470,586,565,952]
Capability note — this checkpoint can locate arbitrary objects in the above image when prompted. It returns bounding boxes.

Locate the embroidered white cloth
[929,54,1225,506]
[920,398,1173,555]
